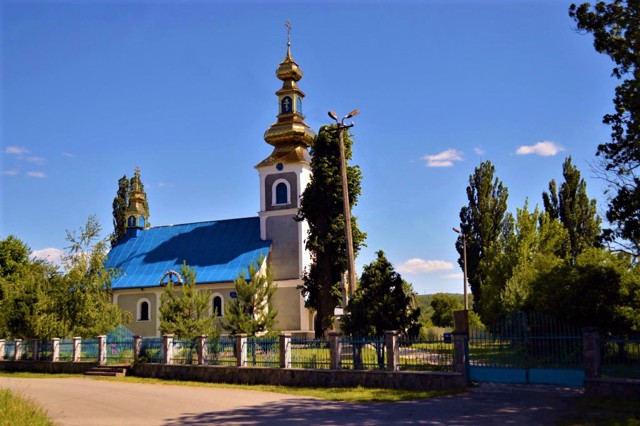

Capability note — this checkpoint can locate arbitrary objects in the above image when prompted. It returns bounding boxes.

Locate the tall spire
[125,166,148,232]
[257,21,315,168]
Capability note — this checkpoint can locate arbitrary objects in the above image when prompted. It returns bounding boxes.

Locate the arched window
[272,179,290,206]
[137,298,151,321]
[212,294,223,317]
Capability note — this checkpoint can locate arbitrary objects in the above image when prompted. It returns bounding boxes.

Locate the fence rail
[603,335,640,379]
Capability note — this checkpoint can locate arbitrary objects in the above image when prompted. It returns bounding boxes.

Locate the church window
[139,216,145,227]
[213,294,223,317]
[128,215,136,227]
[281,96,293,114]
[272,179,290,205]
[137,298,151,321]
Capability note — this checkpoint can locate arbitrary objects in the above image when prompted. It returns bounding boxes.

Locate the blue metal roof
[105,217,271,289]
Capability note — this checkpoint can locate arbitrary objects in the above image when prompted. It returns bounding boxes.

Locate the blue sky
[1,0,616,295]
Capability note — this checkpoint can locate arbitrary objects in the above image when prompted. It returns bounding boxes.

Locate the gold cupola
[257,24,316,168]
[125,167,148,231]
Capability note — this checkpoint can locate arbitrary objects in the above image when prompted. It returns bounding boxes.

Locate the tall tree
[542,157,601,262]
[456,161,509,320]
[110,167,150,247]
[223,256,277,336]
[570,1,640,255]
[341,251,421,339]
[429,293,464,328]
[159,262,218,339]
[295,125,366,338]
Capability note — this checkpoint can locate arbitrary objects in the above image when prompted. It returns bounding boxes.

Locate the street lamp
[452,227,469,310]
[328,109,360,301]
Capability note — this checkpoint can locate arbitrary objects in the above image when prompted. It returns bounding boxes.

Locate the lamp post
[328,109,360,300]
[452,227,469,310]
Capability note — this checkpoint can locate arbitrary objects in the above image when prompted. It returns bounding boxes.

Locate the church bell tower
[257,23,315,280]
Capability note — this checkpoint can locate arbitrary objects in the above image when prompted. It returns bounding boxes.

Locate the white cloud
[422,149,463,168]
[5,146,29,156]
[27,171,46,178]
[32,248,65,268]
[396,258,454,274]
[516,141,564,157]
[2,169,19,176]
[440,272,464,280]
[474,147,485,155]
[62,152,74,158]
[27,156,46,165]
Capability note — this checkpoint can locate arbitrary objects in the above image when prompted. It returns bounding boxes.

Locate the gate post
[98,335,107,365]
[279,333,291,369]
[385,330,399,371]
[453,331,469,385]
[133,336,142,364]
[236,334,247,367]
[51,338,60,362]
[14,339,22,361]
[583,327,603,378]
[72,337,81,362]
[197,335,207,365]
[163,334,174,365]
[329,332,342,370]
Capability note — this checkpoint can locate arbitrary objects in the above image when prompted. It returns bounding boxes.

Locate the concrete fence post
[163,334,174,365]
[0,339,5,360]
[72,337,81,362]
[280,333,291,369]
[32,339,40,361]
[51,338,60,362]
[583,327,603,378]
[329,332,342,370]
[385,330,400,371]
[98,335,107,365]
[14,339,22,361]
[133,336,142,364]
[236,334,247,367]
[197,335,207,366]
[452,331,469,385]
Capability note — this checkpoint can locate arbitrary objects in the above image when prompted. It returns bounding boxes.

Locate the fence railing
[399,339,454,372]
[290,337,330,369]
[603,335,640,379]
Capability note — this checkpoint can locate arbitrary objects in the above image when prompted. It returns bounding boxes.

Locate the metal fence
[139,337,163,363]
[206,337,236,366]
[340,337,386,370]
[290,337,330,369]
[172,338,198,365]
[247,337,279,367]
[79,338,99,362]
[106,339,134,365]
[58,339,74,361]
[3,341,15,360]
[399,339,454,372]
[603,334,640,379]
[38,340,53,361]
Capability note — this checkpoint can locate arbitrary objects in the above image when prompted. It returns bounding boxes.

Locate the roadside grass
[0,371,462,402]
[560,397,640,426]
[0,389,54,426]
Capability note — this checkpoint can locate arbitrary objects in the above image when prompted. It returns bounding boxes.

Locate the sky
[1,0,618,295]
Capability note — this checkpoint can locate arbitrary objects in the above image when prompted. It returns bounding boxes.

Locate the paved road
[0,376,582,425]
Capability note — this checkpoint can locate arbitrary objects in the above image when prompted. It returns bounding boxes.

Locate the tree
[223,256,277,336]
[570,1,640,255]
[159,262,218,339]
[542,157,601,262]
[341,251,421,339]
[111,167,150,247]
[429,293,463,328]
[295,125,366,337]
[61,215,130,337]
[456,161,509,320]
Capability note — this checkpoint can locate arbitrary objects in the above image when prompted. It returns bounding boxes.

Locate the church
[105,35,316,337]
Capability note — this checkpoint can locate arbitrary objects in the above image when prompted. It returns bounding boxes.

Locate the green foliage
[341,251,420,338]
[295,125,366,337]
[570,1,640,255]
[0,389,55,426]
[542,157,601,262]
[429,293,463,328]
[159,262,219,339]
[223,256,277,336]
[110,167,150,247]
[457,160,509,320]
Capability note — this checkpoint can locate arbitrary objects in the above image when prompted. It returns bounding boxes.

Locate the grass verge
[0,389,54,426]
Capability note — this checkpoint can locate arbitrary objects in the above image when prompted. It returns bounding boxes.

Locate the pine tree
[295,125,366,338]
[223,256,277,336]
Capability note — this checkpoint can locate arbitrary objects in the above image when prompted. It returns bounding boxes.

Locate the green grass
[0,389,54,426]
[560,397,640,426]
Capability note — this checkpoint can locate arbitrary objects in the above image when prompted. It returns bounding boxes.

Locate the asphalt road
[0,376,582,425]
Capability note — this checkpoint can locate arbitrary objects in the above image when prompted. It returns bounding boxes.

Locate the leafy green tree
[159,262,218,339]
[341,251,421,339]
[456,161,509,321]
[61,215,130,337]
[111,167,150,247]
[542,157,601,262]
[295,125,366,337]
[223,256,277,336]
[429,293,463,328]
[570,1,640,255]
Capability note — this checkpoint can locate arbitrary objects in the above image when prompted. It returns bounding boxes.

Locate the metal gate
[469,312,585,387]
